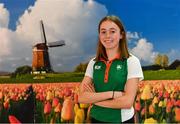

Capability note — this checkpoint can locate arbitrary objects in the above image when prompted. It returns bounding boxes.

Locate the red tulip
[166,100,173,113]
[74,93,78,104]
[135,101,141,111]
[163,91,169,98]
[52,98,59,107]
[63,88,72,97]
[158,91,163,99]
[44,102,52,114]
[3,101,9,109]
[175,100,180,107]
[9,115,21,124]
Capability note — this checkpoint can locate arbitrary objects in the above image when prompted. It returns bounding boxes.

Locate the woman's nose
[105,32,110,38]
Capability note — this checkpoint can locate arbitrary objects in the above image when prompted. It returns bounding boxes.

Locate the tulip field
[0,80,180,123]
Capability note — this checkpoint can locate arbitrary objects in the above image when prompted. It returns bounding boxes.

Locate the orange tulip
[149,104,155,115]
[54,103,62,113]
[175,100,180,107]
[61,98,74,121]
[0,91,3,100]
[175,107,180,122]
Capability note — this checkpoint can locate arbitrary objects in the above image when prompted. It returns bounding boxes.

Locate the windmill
[32,20,65,73]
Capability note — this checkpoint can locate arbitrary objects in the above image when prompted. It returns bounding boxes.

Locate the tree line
[11,54,179,76]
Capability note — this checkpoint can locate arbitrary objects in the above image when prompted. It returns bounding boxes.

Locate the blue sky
[0,0,179,72]
[2,0,180,52]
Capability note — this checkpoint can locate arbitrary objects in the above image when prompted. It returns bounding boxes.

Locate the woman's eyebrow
[110,28,117,30]
[100,28,117,30]
[100,28,106,31]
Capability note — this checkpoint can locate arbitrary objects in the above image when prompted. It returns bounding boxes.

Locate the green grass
[0,72,84,83]
[143,70,180,80]
[0,70,179,83]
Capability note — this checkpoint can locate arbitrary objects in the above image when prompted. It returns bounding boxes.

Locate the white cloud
[167,49,180,63]
[130,38,158,64]
[126,31,139,41]
[0,0,107,72]
[0,3,9,28]
[0,28,12,56]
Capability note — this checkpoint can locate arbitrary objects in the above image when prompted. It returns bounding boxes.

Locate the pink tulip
[44,102,52,114]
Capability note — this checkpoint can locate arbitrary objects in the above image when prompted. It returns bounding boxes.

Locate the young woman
[78,15,144,123]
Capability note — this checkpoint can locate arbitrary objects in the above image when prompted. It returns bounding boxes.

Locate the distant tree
[154,54,169,68]
[11,65,32,77]
[74,63,88,72]
[162,55,169,67]
[154,54,162,65]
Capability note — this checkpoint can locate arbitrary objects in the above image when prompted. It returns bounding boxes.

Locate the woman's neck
[106,48,119,61]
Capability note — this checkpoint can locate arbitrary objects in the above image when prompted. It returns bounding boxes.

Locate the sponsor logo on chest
[95,65,101,70]
[116,65,122,70]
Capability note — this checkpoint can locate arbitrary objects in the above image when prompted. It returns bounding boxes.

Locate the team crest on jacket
[116,65,122,70]
[95,65,101,70]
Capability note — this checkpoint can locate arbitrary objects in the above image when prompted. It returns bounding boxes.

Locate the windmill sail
[47,40,65,47]
[40,20,47,44]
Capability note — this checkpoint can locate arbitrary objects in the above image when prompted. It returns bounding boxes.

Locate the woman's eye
[101,31,106,34]
[111,30,116,33]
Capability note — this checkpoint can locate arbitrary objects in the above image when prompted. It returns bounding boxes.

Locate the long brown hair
[95,15,130,61]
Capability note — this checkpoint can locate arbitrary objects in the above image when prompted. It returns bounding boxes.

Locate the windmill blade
[40,20,47,45]
[47,40,65,47]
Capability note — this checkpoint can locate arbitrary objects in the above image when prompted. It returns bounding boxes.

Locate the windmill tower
[32,20,65,73]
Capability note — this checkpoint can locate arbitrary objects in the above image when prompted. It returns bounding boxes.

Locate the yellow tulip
[74,115,81,124]
[158,101,163,107]
[74,109,85,123]
[152,96,158,105]
[141,85,152,100]
[80,103,89,109]
[46,91,54,101]
[144,117,157,124]
[163,98,167,107]
[74,104,79,114]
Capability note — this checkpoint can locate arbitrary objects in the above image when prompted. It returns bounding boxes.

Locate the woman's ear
[119,33,123,39]
[120,31,125,39]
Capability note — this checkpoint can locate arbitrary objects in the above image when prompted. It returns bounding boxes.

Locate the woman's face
[99,20,122,50]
